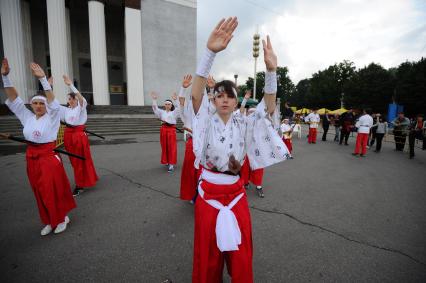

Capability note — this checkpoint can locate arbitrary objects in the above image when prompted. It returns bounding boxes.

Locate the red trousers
[160,124,177,165]
[283,138,293,153]
[26,142,76,228]
[180,137,198,200]
[249,168,264,187]
[354,133,369,155]
[64,126,99,188]
[193,172,253,283]
[308,128,317,143]
[240,156,250,185]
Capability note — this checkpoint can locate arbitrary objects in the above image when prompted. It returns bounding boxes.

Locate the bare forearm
[2,75,18,101]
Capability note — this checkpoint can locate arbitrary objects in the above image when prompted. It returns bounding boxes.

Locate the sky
[196,0,426,85]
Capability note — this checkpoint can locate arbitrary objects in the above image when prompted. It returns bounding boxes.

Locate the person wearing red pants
[304,109,320,143]
[151,91,180,172]
[2,59,76,235]
[59,75,99,196]
[177,74,199,201]
[191,18,289,282]
[353,109,373,157]
[281,118,294,159]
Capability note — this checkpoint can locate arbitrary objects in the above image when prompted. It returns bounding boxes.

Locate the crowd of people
[1,15,425,283]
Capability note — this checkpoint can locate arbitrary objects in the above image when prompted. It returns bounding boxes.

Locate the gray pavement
[1,133,426,282]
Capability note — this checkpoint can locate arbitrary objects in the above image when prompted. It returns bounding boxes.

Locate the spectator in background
[333,114,340,142]
[368,113,378,148]
[408,114,426,159]
[321,110,330,141]
[392,112,410,151]
[339,110,355,145]
[371,116,388,153]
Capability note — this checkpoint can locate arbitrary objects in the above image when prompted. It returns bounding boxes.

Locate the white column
[21,0,37,96]
[65,6,74,80]
[0,0,30,102]
[88,0,110,105]
[46,0,71,103]
[125,7,144,106]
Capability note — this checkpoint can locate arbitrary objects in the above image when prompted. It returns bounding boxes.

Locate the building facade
[0,0,197,105]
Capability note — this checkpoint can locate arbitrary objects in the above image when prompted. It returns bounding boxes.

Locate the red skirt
[193,171,253,283]
[160,124,177,165]
[64,125,99,188]
[180,137,198,200]
[283,138,293,153]
[240,157,264,187]
[26,142,76,228]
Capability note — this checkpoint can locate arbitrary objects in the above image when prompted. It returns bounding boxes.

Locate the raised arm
[1,58,18,102]
[171,92,181,119]
[30,63,54,103]
[192,17,238,114]
[63,75,84,106]
[150,91,162,118]
[262,35,278,114]
[240,90,251,113]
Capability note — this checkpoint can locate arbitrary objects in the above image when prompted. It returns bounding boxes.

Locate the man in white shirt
[352,108,374,157]
[304,108,320,144]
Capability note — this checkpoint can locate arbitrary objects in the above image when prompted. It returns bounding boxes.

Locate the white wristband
[178,86,187,98]
[241,98,248,108]
[2,75,13,88]
[69,84,79,94]
[264,71,277,94]
[196,48,216,78]
[39,76,52,91]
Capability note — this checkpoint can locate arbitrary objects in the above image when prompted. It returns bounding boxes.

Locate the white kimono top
[6,96,60,143]
[355,114,374,134]
[59,97,88,126]
[193,95,290,171]
[304,113,320,128]
[152,100,180,125]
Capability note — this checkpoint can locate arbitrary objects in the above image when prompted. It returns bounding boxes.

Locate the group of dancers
[1,58,98,236]
[2,16,291,282]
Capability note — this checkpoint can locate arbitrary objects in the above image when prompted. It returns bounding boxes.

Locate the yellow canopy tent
[295,108,310,114]
[317,108,331,115]
[290,106,297,112]
[329,108,348,115]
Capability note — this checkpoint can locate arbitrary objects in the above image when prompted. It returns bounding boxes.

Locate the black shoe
[409,155,414,159]
[345,143,349,146]
[244,184,249,190]
[73,187,83,196]
[373,150,380,153]
[256,187,265,198]
[360,154,365,157]
[352,153,359,157]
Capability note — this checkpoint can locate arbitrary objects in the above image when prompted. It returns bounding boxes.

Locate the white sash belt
[198,170,244,252]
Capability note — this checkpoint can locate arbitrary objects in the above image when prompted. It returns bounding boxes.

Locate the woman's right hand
[206,17,238,53]
[207,75,216,89]
[150,91,158,100]
[1,58,10,76]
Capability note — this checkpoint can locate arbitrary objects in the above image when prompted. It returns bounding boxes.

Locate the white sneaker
[40,225,52,236]
[54,216,70,234]
[168,165,174,172]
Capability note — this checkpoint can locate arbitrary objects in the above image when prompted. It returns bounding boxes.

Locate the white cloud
[197,0,426,85]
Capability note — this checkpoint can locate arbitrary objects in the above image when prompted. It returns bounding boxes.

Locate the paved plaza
[1,133,426,282]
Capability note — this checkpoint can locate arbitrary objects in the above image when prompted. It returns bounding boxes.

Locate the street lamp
[340,92,345,108]
[252,31,260,100]
[234,74,238,87]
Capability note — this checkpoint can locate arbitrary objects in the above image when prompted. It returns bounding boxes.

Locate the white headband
[213,86,238,97]
[164,101,172,105]
[31,95,47,103]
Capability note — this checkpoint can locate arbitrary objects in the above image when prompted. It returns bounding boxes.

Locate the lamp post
[340,92,345,108]
[234,74,238,87]
[252,31,260,100]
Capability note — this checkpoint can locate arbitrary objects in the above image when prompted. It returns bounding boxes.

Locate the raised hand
[228,154,241,175]
[63,75,72,86]
[171,92,178,101]
[207,75,216,89]
[244,90,252,100]
[150,91,158,100]
[262,35,277,72]
[207,17,238,53]
[1,58,10,76]
[30,63,46,78]
[182,74,192,88]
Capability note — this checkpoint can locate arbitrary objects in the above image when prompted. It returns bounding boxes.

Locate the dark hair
[165,99,175,111]
[214,80,237,99]
[364,108,372,115]
[67,92,76,99]
[417,114,424,118]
